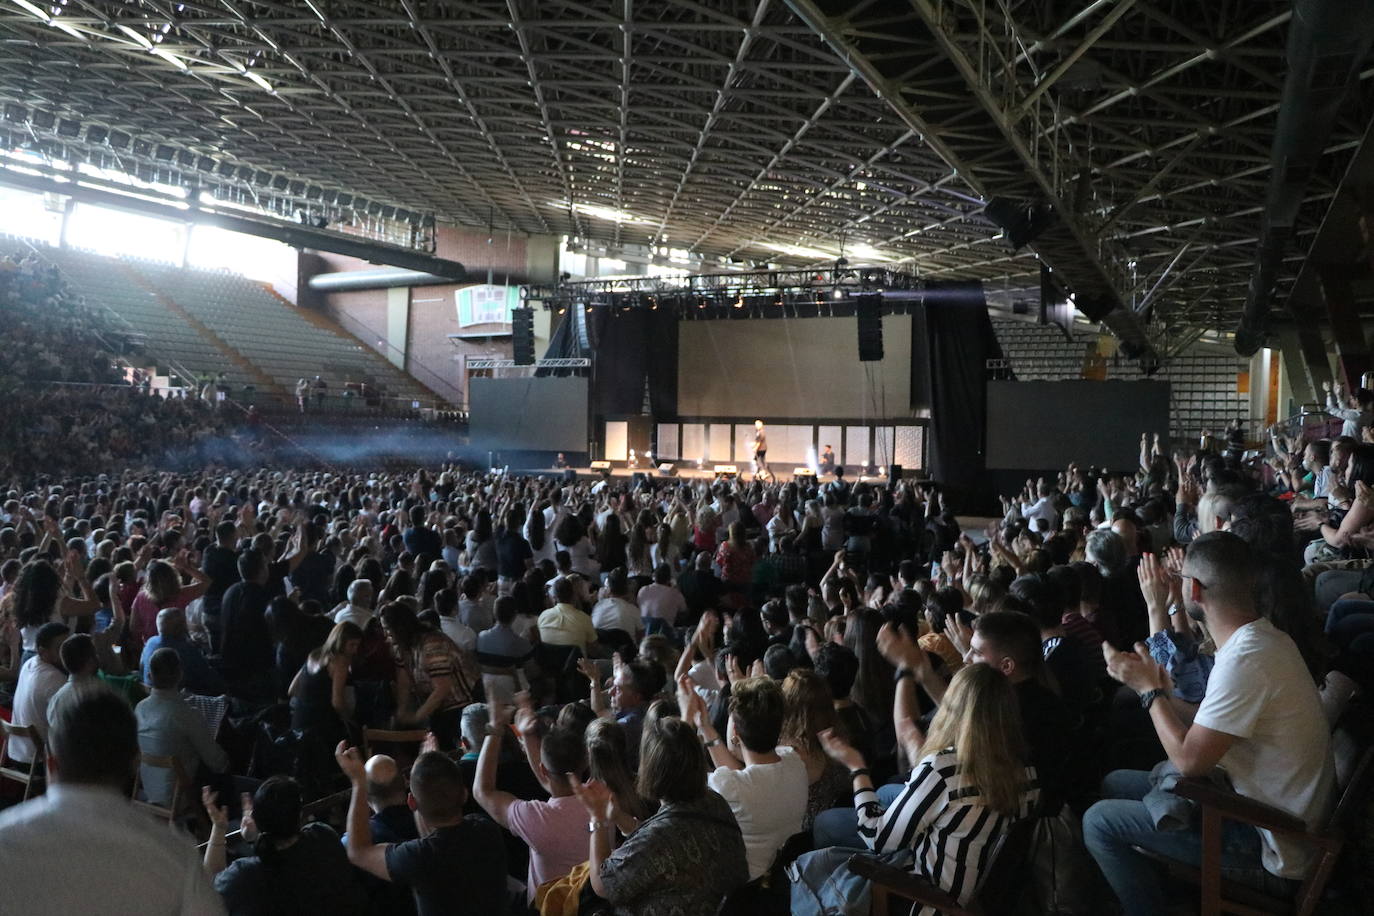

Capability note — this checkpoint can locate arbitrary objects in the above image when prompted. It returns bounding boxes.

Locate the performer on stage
[819,443,836,475]
[753,419,768,476]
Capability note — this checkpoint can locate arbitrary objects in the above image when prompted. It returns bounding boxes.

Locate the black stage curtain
[920,282,1004,512]
[646,308,678,418]
[538,307,677,423]
[593,309,648,416]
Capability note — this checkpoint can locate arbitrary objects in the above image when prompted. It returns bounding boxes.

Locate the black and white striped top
[854,748,1038,913]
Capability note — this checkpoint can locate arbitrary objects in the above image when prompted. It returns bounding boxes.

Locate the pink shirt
[131,590,190,647]
[505,794,588,900]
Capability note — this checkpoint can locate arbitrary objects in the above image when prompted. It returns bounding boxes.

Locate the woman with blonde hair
[779,669,848,830]
[809,663,1038,908]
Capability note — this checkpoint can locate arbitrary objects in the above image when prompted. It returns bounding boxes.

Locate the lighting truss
[523,265,920,310]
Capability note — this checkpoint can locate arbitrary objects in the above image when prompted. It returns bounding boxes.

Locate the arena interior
[0,2,1372,914]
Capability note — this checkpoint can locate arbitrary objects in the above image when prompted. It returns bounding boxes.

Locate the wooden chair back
[0,719,45,801]
[132,752,191,820]
[362,727,431,761]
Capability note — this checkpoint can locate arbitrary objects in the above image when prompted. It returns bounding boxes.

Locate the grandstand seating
[990,318,1250,442]
[34,245,250,391]
[7,239,445,408]
[132,261,436,406]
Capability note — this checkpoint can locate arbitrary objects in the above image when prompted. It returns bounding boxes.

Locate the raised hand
[1137,552,1173,614]
[725,652,746,685]
[818,728,865,771]
[567,772,617,823]
[202,787,228,829]
[875,621,924,672]
[334,740,366,782]
[576,657,601,685]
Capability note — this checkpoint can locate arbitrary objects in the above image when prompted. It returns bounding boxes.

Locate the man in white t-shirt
[1084,532,1334,916]
[637,564,687,628]
[678,674,807,881]
[9,622,70,766]
[590,568,641,639]
[1020,480,1058,532]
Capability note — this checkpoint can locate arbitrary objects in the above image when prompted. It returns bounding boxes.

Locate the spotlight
[831,288,843,300]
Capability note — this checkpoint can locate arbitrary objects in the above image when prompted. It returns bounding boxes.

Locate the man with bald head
[139,606,225,696]
[363,755,418,845]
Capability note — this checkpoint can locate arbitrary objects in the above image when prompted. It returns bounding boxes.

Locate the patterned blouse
[599,790,749,916]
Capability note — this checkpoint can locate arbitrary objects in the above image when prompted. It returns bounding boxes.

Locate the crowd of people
[0,411,1367,915]
[0,250,266,478]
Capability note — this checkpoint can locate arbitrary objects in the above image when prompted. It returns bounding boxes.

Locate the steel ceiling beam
[0,165,466,280]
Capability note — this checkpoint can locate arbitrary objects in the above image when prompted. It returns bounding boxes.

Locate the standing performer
[753,419,769,478]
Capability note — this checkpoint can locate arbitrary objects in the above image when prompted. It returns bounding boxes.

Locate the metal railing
[321,308,466,409]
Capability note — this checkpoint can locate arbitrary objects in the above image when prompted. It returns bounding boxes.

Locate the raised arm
[336,742,392,880]
[474,703,521,828]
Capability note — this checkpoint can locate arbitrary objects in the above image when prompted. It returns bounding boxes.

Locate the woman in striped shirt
[819,663,1039,910]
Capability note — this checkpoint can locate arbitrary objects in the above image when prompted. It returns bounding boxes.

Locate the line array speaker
[512,307,535,365]
[856,294,883,361]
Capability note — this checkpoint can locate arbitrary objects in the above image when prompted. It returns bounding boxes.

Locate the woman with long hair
[596,514,628,576]
[780,668,848,830]
[554,513,600,578]
[288,620,363,742]
[131,554,209,648]
[466,508,497,574]
[812,664,1038,908]
[585,717,650,824]
[625,517,654,587]
[524,505,555,566]
[379,601,477,748]
[12,558,99,661]
[714,521,756,589]
[570,716,748,914]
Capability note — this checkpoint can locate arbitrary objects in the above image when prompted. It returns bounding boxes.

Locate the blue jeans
[1083,770,1296,916]
[1326,598,1374,643]
[812,782,905,848]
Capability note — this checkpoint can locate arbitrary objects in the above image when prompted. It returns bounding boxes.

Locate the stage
[505,465,903,486]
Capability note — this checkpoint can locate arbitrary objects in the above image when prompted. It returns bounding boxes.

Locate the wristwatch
[1166,603,1180,618]
[894,668,915,683]
[703,736,723,749]
[1139,687,1167,711]
[588,820,610,833]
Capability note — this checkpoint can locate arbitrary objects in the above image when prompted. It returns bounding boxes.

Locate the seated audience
[677,673,808,880]
[140,605,226,696]
[1083,532,1334,916]
[796,663,1038,909]
[136,647,230,808]
[0,688,223,914]
[570,715,749,913]
[7,621,70,767]
[207,775,365,915]
[337,743,507,916]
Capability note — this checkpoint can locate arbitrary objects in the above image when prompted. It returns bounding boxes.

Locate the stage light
[733,295,743,309]
[879,466,887,476]
[831,288,843,300]
[557,306,566,315]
